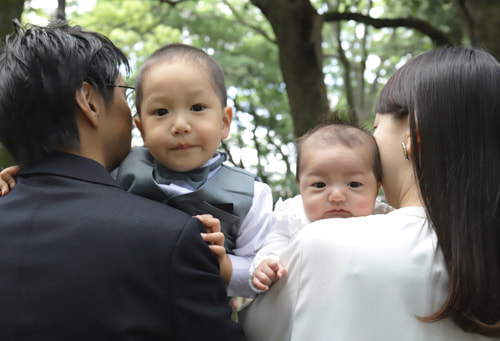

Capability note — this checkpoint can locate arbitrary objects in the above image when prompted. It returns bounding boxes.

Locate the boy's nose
[171,114,191,135]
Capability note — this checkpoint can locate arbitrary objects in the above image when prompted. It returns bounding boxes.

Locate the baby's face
[298,142,379,221]
[136,60,231,172]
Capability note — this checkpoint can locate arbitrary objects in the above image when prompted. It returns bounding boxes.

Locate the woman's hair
[377,46,500,337]
[0,20,129,167]
[134,43,227,117]
[295,123,382,185]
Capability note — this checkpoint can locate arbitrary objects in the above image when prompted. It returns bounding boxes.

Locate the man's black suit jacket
[0,153,246,340]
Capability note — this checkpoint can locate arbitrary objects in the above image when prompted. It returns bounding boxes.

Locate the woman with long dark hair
[240,46,500,340]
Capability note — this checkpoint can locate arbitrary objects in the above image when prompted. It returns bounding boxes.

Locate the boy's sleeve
[227,182,275,297]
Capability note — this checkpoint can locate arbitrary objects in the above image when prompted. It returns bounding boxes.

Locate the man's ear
[134,116,147,147]
[75,82,99,128]
[221,106,233,139]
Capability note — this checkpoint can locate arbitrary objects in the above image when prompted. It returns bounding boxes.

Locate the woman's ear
[221,106,233,139]
[404,133,413,159]
[401,115,413,159]
[75,82,99,128]
[134,116,147,147]
[415,123,421,154]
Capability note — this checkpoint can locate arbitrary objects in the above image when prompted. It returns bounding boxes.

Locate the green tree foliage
[71,0,298,197]
[5,0,499,197]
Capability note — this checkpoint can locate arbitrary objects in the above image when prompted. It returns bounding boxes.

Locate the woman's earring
[401,142,410,161]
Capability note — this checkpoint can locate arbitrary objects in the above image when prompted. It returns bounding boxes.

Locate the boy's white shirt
[154,153,274,298]
[249,194,393,293]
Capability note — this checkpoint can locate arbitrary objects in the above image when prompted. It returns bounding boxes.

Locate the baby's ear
[221,106,233,139]
[134,116,147,147]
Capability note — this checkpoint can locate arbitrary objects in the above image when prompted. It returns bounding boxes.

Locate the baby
[250,123,391,292]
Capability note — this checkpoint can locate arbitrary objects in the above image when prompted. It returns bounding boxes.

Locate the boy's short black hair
[134,43,227,117]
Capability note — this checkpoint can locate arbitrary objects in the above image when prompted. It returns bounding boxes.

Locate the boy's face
[298,141,379,222]
[136,60,232,172]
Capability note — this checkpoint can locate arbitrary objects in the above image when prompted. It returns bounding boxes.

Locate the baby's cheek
[303,202,322,222]
[301,200,312,217]
[354,196,378,217]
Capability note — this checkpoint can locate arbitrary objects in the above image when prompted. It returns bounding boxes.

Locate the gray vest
[117,147,255,253]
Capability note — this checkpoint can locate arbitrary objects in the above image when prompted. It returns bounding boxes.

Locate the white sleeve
[249,194,310,294]
[226,181,274,298]
[372,198,395,215]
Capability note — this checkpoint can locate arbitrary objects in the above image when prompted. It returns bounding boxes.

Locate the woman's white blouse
[239,207,496,341]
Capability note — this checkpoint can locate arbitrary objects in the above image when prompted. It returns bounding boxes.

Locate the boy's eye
[313,182,326,189]
[348,181,362,188]
[154,108,169,116]
[191,104,205,112]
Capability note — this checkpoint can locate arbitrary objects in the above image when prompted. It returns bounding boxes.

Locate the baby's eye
[154,108,169,116]
[348,181,362,188]
[191,104,205,112]
[313,182,326,189]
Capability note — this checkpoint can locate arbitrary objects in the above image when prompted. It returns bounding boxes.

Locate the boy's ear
[75,82,99,128]
[221,106,233,139]
[134,116,148,147]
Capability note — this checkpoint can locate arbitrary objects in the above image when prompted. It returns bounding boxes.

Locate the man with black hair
[0,20,246,340]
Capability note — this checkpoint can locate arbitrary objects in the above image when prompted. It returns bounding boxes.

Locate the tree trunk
[0,0,24,167]
[250,0,332,137]
[458,0,500,61]
[0,0,24,38]
[57,0,67,21]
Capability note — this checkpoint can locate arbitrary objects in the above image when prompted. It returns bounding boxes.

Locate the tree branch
[219,139,239,168]
[158,0,194,6]
[57,0,65,21]
[455,0,474,43]
[323,11,452,46]
[220,0,275,44]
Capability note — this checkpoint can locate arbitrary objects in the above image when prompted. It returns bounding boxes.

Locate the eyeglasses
[106,84,135,98]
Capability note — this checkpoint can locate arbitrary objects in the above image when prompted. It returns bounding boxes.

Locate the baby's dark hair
[134,43,226,116]
[295,123,382,184]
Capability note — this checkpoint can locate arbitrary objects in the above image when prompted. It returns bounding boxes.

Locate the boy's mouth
[171,143,194,151]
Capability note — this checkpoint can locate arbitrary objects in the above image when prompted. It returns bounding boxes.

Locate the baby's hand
[253,258,287,291]
[0,165,20,196]
[195,214,232,284]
